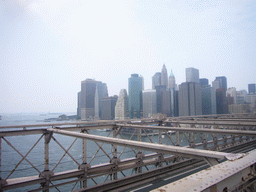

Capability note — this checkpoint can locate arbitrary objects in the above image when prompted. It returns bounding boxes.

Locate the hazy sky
[1,0,256,113]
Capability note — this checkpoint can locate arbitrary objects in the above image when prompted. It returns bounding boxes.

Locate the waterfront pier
[0,113,256,191]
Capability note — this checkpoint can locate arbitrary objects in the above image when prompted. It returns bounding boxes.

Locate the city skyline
[1,0,256,113]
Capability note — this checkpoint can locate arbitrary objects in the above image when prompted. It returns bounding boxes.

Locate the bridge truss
[0,113,256,191]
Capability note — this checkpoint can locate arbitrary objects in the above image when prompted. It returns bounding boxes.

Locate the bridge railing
[0,117,255,191]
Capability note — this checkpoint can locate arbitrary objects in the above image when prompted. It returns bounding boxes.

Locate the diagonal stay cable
[92,141,112,160]
[198,132,206,144]
[71,180,79,191]
[180,132,186,145]
[104,173,111,182]
[165,131,176,145]
[88,141,108,165]
[141,129,157,155]
[91,177,97,185]
[115,127,122,136]
[164,130,170,145]
[142,129,154,143]
[88,130,112,164]
[183,132,191,144]
[3,136,42,179]
[120,170,126,177]
[51,136,80,169]
[194,132,200,143]
[49,181,61,192]
[118,129,137,159]
[51,137,79,171]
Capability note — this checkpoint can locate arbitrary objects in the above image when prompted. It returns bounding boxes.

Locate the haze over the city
[1,0,256,113]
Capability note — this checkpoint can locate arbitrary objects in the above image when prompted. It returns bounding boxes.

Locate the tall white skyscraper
[168,70,176,89]
[212,80,220,89]
[179,82,202,116]
[186,67,199,83]
[161,64,168,88]
[142,89,157,118]
[115,89,129,120]
[152,72,161,89]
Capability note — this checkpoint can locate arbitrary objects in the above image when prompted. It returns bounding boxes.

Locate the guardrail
[0,115,255,191]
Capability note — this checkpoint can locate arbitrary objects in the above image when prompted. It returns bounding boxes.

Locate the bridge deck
[152,149,256,192]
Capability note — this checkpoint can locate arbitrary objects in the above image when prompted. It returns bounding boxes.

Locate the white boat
[168,130,176,135]
[97,128,111,132]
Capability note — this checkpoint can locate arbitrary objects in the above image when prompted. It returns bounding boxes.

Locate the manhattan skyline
[1,0,256,113]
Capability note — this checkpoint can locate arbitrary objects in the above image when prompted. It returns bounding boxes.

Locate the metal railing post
[176,133,180,146]
[158,127,163,167]
[213,134,218,151]
[45,133,50,171]
[0,137,6,191]
[239,135,243,143]
[212,126,218,150]
[39,132,53,192]
[110,126,119,180]
[0,137,2,182]
[159,130,162,144]
[175,123,180,146]
[136,128,143,173]
[222,135,227,148]
[202,133,207,149]
[79,129,90,188]
[189,125,195,148]
[231,135,236,145]
[0,137,1,179]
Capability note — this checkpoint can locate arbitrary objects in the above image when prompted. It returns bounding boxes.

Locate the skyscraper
[161,64,168,88]
[215,76,227,91]
[213,76,228,114]
[169,88,176,117]
[152,72,161,89]
[186,67,199,83]
[101,96,118,120]
[161,89,171,117]
[216,88,228,114]
[168,70,176,89]
[94,82,108,120]
[202,86,216,115]
[246,94,256,105]
[168,70,176,117]
[128,74,143,119]
[78,79,98,120]
[142,89,157,118]
[174,90,179,117]
[115,89,129,120]
[179,67,201,116]
[179,82,202,116]
[227,87,237,104]
[155,85,167,114]
[77,92,82,118]
[236,90,247,104]
[212,80,220,90]
[248,84,256,95]
[199,78,209,87]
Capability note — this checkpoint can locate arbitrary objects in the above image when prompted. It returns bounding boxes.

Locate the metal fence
[1,114,256,191]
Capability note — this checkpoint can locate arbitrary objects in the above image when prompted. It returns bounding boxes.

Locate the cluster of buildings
[77,65,256,120]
